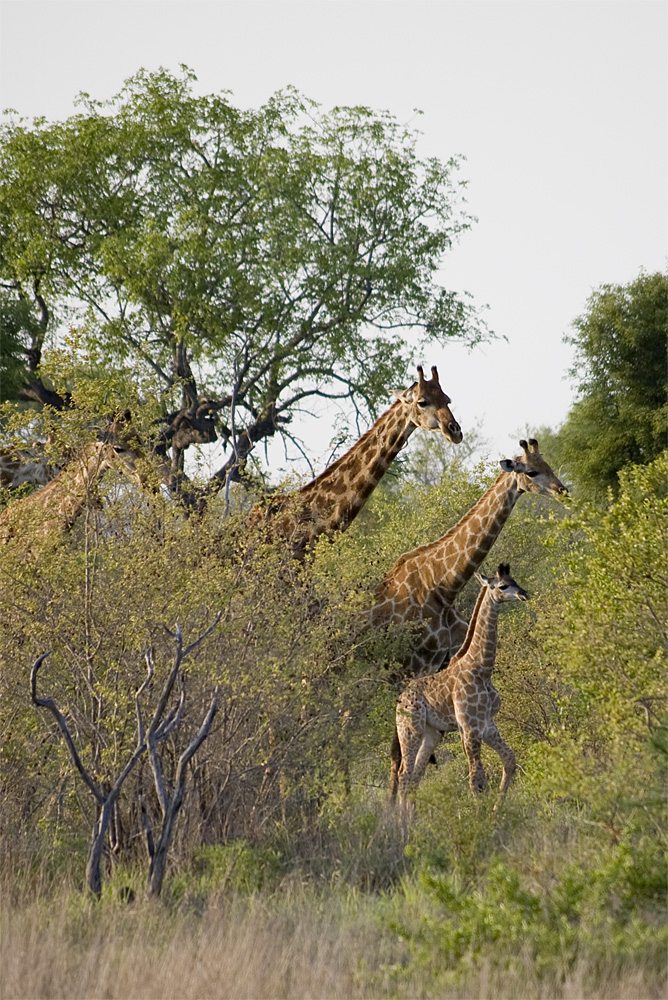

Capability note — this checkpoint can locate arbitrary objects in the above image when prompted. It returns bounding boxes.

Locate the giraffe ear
[390,385,416,403]
[499,459,516,473]
[474,570,487,586]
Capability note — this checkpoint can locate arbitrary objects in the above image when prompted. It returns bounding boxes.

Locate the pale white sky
[1,0,666,470]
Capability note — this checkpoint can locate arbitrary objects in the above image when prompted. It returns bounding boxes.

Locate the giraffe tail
[388,726,401,803]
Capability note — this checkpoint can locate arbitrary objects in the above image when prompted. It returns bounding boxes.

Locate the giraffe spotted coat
[252,366,462,558]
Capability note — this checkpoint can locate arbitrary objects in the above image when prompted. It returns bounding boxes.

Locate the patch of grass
[2,883,665,1000]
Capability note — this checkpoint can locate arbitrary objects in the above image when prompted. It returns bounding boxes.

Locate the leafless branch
[30,653,104,806]
[30,617,220,898]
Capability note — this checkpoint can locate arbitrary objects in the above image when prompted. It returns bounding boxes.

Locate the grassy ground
[2,772,666,1000]
[2,887,664,1000]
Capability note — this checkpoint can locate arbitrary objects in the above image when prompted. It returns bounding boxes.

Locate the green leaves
[541,452,668,741]
[555,271,668,499]
[0,67,489,474]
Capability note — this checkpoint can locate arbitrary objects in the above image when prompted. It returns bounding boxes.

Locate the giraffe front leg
[483,724,516,804]
[460,729,488,796]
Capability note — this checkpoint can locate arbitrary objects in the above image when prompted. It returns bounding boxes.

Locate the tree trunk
[85,797,115,898]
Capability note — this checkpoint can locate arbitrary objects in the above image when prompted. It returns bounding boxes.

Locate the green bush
[2,436,666,996]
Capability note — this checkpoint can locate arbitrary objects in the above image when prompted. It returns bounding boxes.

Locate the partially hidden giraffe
[0,420,144,555]
[370,438,566,676]
[255,365,462,557]
[390,563,529,821]
[0,439,60,490]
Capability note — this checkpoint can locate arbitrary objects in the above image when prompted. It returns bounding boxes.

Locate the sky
[1,0,666,471]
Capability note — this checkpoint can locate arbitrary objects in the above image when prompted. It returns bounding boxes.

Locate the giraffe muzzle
[446,420,463,444]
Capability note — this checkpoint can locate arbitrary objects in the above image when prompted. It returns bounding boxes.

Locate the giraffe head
[499,438,567,497]
[391,365,462,443]
[97,416,145,483]
[476,563,529,603]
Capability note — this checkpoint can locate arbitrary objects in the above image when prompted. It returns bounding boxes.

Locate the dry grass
[2,895,374,1000]
[1,892,664,1000]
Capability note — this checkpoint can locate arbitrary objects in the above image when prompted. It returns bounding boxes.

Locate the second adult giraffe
[257,366,462,557]
[371,438,566,675]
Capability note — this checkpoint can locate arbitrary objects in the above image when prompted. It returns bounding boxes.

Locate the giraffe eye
[416,399,429,408]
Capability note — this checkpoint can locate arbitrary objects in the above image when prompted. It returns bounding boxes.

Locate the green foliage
[1,427,666,995]
[387,847,667,993]
[382,766,667,993]
[0,441,411,890]
[189,841,287,896]
[541,451,668,741]
[552,271,667,499]
[0,67,490,474]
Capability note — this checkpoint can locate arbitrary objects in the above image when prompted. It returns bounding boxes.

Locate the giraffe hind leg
[396,723,439,821]
[388,728,402,803]
[413,724,442,778]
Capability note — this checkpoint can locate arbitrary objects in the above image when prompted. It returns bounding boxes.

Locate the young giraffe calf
[390,564,529,820]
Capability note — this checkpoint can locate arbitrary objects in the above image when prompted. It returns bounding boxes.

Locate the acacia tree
[0,67,488,488]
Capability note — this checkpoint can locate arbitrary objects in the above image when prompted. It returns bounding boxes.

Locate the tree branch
[30,653,104,805]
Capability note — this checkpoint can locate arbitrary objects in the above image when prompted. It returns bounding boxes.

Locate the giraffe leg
[396,717,437,826]
[483,724,516,801]
[460,730,488,796]
[396,743,419,830]
[413,724,441,778]
[388,728,402,803]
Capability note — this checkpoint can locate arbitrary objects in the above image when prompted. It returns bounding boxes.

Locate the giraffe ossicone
[390,563,529,824]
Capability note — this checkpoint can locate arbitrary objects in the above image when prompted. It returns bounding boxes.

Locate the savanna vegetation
[0,69,666,1000]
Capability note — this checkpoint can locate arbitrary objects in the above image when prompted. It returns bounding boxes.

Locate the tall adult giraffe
[256,365,462,557]
[371,438,566,675]
[0,421,144,555]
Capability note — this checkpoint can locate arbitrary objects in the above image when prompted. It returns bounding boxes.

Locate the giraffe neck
[32,443,111,531]
[451,587,500,677]
[393,472,522,605]
[448,582,486,662]
[296,399,415,535]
